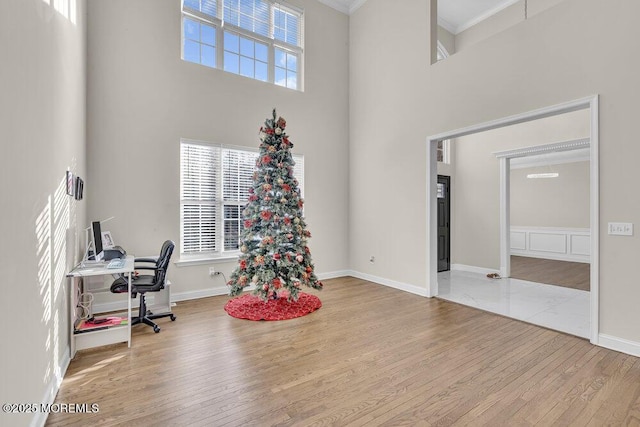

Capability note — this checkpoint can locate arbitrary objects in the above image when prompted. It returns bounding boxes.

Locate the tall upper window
[181,0,304,91]
[180,140,304,258]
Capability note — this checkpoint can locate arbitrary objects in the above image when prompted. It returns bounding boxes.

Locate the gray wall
[454,0,567,52]
[0,1,87,425]
[350,0,640,343]
[511,161,590,229]
[86,0,350,300]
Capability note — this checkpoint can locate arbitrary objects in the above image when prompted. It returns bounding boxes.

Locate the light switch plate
[608,222,633,236]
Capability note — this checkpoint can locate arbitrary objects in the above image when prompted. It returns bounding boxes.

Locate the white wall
[0,1,87,426]
[86,0,350,301]
[350,0,640,344]
[437,25,455,55]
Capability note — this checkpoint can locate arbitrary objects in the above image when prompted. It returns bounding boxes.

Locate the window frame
[437,139,451,164]
[181,0,304,91]
[179,138,305,262]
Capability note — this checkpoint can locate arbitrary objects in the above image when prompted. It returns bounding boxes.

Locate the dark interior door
[437,175,451,272]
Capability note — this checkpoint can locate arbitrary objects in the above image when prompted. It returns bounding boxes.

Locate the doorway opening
[508,144,591,293]
[426,96,599,344]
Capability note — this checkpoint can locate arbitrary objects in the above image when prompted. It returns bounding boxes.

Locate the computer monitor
[91,221,104,261]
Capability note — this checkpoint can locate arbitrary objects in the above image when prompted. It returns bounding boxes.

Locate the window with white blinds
[180,139,304,257]
[180,143,219,255]
[181,0,304,91]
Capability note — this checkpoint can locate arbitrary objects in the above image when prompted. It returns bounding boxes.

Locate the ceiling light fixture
[527,172,559,179]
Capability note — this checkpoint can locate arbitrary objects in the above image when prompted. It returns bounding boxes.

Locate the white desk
[67,256,134,357]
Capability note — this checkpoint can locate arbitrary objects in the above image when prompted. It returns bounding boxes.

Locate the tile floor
[437,270,590,339]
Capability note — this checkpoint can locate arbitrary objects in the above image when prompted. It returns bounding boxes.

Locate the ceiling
[317,0,520,35]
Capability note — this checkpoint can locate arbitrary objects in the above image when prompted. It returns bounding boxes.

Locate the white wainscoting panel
[510,231,526,250]
[511,226,590,263]
[571,234,591,256]
[529,232,567,254]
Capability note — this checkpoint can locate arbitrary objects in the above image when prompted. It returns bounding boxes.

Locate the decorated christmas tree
[227,109,323,302]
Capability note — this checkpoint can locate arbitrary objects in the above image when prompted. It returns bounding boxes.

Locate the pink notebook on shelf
[76,316,127,331]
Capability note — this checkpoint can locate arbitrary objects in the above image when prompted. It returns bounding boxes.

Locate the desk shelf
[74,324,129,351]
[67,256,134,358]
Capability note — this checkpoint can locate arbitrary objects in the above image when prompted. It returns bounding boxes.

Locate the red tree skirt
[224,292,322,321]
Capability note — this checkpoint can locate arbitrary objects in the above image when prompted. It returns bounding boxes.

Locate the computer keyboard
[107,258,125,269]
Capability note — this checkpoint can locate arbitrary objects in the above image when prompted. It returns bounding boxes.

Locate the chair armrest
[135,257,157,263]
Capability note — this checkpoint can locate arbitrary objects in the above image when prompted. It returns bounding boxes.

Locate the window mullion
[224,23,271,45]
[183,8,221,26]
[274,41,302,54]
[269,2,275,38]
[268,4,275,84]
[268,39,275,84]
[216,24,224,70]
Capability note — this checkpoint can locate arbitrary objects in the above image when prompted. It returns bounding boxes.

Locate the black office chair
[111,240,176,333]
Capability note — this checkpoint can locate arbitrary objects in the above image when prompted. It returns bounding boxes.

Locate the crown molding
[316,0,367,15]
[511,147,590,169]
[493,138,590,159]
[316,0,349,14]
[348,0,368,14]
[451,0,520,35]
[438,0,520,35]
[437,17,457,35]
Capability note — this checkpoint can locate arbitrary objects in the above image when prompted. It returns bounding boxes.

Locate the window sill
[174,253,240,267]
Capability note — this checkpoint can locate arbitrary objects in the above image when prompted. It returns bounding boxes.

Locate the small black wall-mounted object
[74,177,84,200]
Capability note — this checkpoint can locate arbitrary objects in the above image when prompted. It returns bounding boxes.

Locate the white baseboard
[450,264,498,276]
[597,334,640,358]
[510,250,590,264]
[32,349,71,427]
[173,287,229,301]
[317,270,351,280]
[348,270,429,297]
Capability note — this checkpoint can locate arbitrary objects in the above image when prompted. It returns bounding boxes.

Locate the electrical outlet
[608,222,633,236]
[209,267,216,276]
[369,256,375,263]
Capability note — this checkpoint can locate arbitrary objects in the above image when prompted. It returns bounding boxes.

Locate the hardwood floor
[48,277,640,426]
[510,256,590,291]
